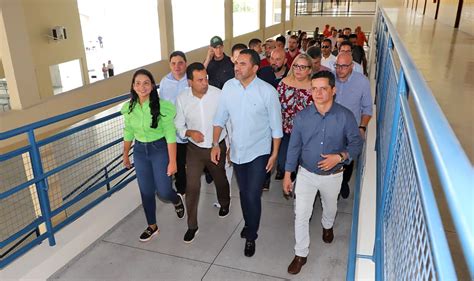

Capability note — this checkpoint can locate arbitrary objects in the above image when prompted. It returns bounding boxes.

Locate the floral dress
[278,81,313,134]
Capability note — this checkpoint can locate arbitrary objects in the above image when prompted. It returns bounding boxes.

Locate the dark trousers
[276,133,291,172]
[233,154,270,241]
[108,69,114,77]
[175,143,187,195]
[134,139,179,225]
[342,160,355,186]
[185,142,230,229]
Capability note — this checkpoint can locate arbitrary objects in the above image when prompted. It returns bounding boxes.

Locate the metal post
[27,130,56,246]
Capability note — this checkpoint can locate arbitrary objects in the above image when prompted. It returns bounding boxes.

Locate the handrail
[0,93,129,139]
[380,8,474,277]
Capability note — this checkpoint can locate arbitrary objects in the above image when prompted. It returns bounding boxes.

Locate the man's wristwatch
[338,153,345,163]
[212,142,219,148]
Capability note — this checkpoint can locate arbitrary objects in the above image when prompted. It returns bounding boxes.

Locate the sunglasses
[321,45,331,49]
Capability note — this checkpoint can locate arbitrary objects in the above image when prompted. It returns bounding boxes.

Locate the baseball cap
[210,36,224,48]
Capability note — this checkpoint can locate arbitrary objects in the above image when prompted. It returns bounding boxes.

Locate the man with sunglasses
[320,39,336,71]
[334,53,372,199]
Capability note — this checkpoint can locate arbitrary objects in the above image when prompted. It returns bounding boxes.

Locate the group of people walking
[122,27,371,275]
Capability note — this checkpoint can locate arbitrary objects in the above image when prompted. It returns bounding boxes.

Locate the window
[285,0,291,21]
[266,0,282,26]
[172,0,225,52]
[78,0,161,83]
[233,0,260,37]
[50,59,83,95]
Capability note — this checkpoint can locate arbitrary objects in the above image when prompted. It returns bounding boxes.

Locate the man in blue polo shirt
[211,49,282,258]
[283,71,363,275]
[334,53,372,199]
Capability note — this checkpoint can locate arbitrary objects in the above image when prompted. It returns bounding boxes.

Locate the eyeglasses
[321,45,331,49]
[334,63,353,69]
[292,64,311,71]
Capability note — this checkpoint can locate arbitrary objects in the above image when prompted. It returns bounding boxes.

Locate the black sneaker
[139,226,159,242]
[219,204,230,218]
[340,182,350,199]
[240,226,248,239]
[183,228,199,244]
[175,193,186,219]
[262,180,270,191]
[244,239,256,257]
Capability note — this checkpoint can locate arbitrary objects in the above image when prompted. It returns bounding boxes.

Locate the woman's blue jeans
[134,138,179,225]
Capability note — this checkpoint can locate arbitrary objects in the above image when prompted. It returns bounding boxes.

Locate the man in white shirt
[320,39,336,71]
[175,62,231,244]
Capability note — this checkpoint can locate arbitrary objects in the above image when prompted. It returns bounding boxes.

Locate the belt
[316,167,344,176]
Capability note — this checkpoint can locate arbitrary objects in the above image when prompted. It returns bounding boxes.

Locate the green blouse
[121,99,177,143]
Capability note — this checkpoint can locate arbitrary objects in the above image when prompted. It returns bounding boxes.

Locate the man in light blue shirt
[159,51,189,195]
[211,49,283,257]
[335,52,373,199]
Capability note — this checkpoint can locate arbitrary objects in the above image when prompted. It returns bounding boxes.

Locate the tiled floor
[50,175,355,281]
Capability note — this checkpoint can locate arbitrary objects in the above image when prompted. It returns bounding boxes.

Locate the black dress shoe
[244,240,255,257]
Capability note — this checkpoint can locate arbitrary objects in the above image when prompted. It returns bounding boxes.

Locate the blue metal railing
[362,6,473,280]
[0,93,135,268]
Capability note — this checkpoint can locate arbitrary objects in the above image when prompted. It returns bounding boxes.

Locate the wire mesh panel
[383,117,436,281]
[0,95,132,268]
[374,7,458,281]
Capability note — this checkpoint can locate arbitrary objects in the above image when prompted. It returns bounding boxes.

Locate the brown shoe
[322,227,334,243]
[287,255,307,274]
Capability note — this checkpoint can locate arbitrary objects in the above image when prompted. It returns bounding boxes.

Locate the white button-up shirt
[175,85,226,148]
[321,54,337,71]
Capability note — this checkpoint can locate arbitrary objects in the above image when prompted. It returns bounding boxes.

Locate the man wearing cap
[204,36,235,90]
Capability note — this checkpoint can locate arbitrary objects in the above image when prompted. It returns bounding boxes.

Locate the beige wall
[21,0,89,99]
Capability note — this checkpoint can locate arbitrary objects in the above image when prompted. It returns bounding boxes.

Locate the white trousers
[294,166,343,257]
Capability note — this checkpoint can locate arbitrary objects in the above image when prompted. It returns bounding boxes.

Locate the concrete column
[158,0,174,58]
[224,0,233,53]
[0,0,41,109]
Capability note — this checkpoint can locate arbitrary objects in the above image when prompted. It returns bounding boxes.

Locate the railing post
[104,167,111,191]
[27,130,56,246]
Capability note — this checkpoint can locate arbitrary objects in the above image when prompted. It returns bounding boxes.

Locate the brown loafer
[322,227,334,243]
[287,255,307,274]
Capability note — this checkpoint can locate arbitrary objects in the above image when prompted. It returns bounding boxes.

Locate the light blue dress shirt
[159,72,189,143]
[335,71,372,124]
[214,77,283,164]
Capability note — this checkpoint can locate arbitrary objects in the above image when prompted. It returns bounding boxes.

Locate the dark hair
[169,50,187,62]
[340,35,350,41]
[307,39,317,47]
[248,38,261,49]
[306,46,322,59]
[186,62,206,80]
[232,43,248,54]
[276,35,286,45]
[322,38,332,46]
[311,70,335,88]
[289,34,298,41]
[128,69,161,129]
[239,49,260,66]
[339,41,353,50]
[348,34,358,40]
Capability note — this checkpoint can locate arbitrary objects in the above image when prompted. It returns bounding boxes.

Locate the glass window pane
[266,0,281,27]
[285,0,290,21]
[78,0,161,83]
[233,0,260,37]
[172,0,225,52]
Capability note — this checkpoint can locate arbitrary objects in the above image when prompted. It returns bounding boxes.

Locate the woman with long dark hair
[121,69,185,242]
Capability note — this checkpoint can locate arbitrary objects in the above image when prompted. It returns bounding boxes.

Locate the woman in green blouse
[122,69,185,242]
